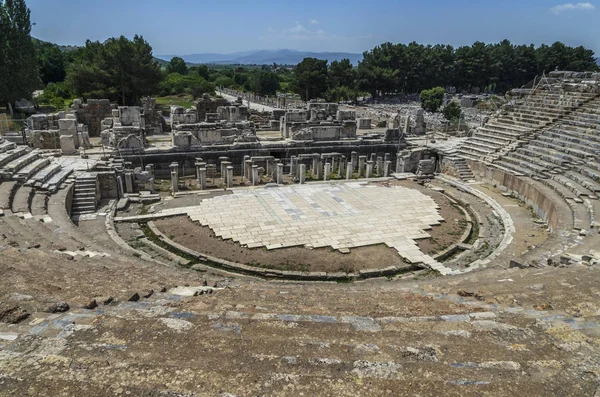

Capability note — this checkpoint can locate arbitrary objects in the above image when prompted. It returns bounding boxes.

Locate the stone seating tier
[26,163,62,187]
[545,129,600,145]
[0,147,30,170]
[1,150,40,174]
[495,117,545,129]
[461,139,500,152]
[529,139,594,160]
[536,134,600,153]
[0,139,17,153]
[498,154,548,176]
[509,151,560,173]
[539,178,590,230]
[12,157,51,182]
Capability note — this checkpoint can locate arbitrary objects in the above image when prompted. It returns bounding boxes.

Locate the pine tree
[0,0,40,116]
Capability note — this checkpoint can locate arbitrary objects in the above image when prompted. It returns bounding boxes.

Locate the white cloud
[290,23,306,33]
[309,19,319,25]
[263,22,342,42]
[551,2,595,14]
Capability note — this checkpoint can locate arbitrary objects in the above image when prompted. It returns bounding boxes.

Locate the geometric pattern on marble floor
[185,182,452,272]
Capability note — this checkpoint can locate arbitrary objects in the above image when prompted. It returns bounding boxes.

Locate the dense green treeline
[356,40,598,97]
[30,38,600,108]
[1,0,598,113]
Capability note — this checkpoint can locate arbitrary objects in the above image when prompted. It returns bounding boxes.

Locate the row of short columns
[181,152,395,193]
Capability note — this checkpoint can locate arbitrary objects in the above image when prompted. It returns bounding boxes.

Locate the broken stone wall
[142,97,165,135]
[196,95,230,120]
[73,99,115,137]
[98,171,118,199]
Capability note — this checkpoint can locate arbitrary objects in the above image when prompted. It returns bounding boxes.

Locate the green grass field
[155,95,195,109]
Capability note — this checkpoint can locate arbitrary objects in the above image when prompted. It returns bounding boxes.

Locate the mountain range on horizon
[155,49,364,65]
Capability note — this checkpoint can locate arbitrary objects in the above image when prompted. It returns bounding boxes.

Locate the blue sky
[28,0,598,56]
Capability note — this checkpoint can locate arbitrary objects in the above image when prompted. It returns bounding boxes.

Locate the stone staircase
[71,173,99,216]
[447,156,475,181]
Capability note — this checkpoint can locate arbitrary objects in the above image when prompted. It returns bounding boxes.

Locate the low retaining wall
[436,174,515,270]
[468,161,559,231]
[146,221,419,282]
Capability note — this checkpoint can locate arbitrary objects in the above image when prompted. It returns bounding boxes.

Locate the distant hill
[156,49,363,65]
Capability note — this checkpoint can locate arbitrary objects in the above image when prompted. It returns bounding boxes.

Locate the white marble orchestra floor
[182,182,456,274]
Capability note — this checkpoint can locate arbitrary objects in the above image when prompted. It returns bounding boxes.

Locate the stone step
[0,139,17,153]
[11,185,34,213]
[12,157,51,182]
[1,150,40,174]
[25,163,62,187]
[30,191,48,216]
[0,180,18,210]
[0,147,30,169]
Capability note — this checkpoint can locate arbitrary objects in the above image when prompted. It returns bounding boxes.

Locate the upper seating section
[492,94,600,231]
[458,74,599,161]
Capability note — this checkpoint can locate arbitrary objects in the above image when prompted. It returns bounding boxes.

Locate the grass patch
[155,95,195,109]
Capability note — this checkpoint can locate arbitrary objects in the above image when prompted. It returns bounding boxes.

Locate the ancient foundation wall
[468,161,559,231]
[98,171,118,199]
[122,143,404,179]
[75,100,115,137]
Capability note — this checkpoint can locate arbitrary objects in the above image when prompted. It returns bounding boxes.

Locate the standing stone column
[370,153,377,162]
[366,161,374,178]
[299,164,306,184]
[221,161,232,185]
[316,159,323,180]
[195,161,204,184]
[243,155,250,180]
[199,168,207,190]
[376,156,383,176]
[245,160,253,180]
[145,164,154,178]
[226,166,234,188]
[312,156,319,177]
[169,162,178,195]
[170,170,178,194]
[116,175,124,198]
[276,163,284,184]
[396,156,404,173]
[384,153,390,163]
[384,160,391,177]
[338,156,346,178]
[346,162,353,180]
[290,156,298,176]
[125,172,134,193]
[252,165,259,186]
[324,162,331,181]
[351,151,358,171]
[358,156,367,177]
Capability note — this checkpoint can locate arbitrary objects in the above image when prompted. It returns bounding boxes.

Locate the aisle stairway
[71,173,99,216]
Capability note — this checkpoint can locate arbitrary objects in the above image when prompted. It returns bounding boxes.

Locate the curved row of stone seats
[538,177,590,230]
[458,89,598,161]
[44,167,73,193]
[12,156,51,183]
[0,180,18,211]
[0,150,40,179]
[0,137,17,153]
[25,162,62,187]
[0,146,30,171]
[491,95,600,231]
[11,184,34,214]
[30,189,49,216]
